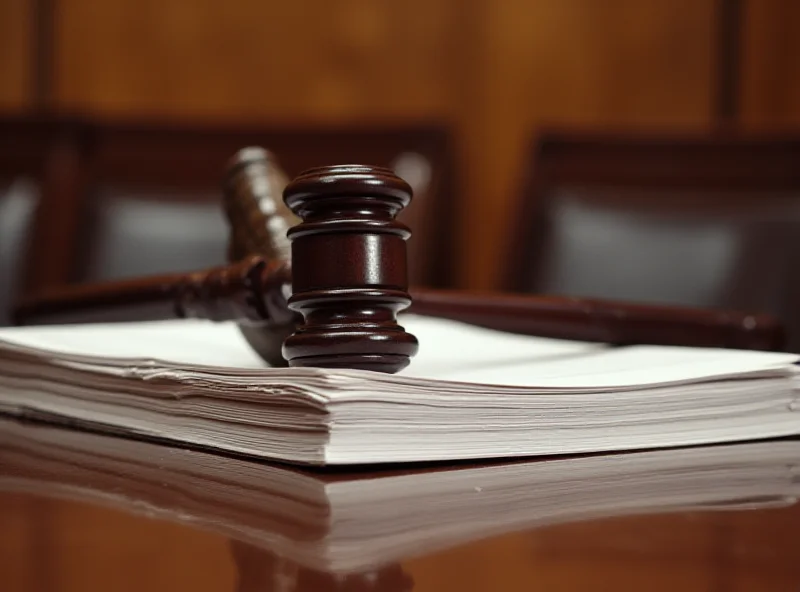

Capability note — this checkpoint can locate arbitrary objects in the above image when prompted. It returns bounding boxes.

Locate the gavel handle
[13,256,294,328]
[14,257,785,352]
[408,289,785,351]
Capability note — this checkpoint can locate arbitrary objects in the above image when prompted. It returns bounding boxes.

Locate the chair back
[506,131,800,350]
[23,120,457,300]
[0,117,88,324]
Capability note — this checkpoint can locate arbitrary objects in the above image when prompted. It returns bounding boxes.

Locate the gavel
[14,148,785,373]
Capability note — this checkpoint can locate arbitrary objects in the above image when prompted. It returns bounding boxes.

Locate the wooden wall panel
[741,0,800,128]
[0,0,31,112]
[54,0,462,123]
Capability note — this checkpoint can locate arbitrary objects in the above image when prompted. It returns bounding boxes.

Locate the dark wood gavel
[14,148,785,373]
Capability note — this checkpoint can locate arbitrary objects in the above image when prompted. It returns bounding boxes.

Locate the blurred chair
[506,130,800,351]
[0,116,88,325]
[23,120,458,300]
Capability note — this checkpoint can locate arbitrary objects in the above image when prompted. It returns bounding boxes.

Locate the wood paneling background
[1,0,799,288]
[0,0,32,111]
[54,0,463,123]
[741,0,800,128]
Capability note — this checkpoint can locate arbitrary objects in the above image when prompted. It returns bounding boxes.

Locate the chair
[0,116,89,325]
[505,130,800,351]
[22,119,458,300]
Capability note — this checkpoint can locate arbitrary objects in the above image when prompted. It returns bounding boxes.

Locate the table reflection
[232,541,413,591]
[1,416,799,591]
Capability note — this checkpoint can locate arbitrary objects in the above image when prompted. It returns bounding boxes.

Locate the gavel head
[221,147,298,367]
[281,165,419,374]
[223,147,296,263]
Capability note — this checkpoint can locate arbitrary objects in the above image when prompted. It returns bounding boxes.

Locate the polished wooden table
[1,414,798,592]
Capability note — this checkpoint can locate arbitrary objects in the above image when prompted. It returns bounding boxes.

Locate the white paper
[1,316,799,465]
[1,315,797,389]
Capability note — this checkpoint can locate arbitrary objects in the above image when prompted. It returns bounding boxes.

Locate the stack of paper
[0,315,797,465]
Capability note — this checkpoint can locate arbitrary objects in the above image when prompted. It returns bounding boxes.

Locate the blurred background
[1,0,799,343]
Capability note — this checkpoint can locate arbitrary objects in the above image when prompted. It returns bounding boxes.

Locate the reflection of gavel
[14,149,785,373]
[231,540,414,592]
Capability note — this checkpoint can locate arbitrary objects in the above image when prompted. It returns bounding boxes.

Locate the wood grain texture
[0,0,31,112]
[741,0,800,128]
[408,510,800,592]
[48,501,234,592]
[54,0,460,122]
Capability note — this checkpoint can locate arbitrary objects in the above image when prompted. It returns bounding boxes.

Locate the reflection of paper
[0,418,798,574]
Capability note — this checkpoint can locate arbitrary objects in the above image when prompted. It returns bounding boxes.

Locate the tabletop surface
[1,415,799,592]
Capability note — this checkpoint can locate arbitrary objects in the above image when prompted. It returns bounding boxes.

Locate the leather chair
[0,116,88,325]
[23,120,458,300]
[506,130,800,351]
[0,180,37,326]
